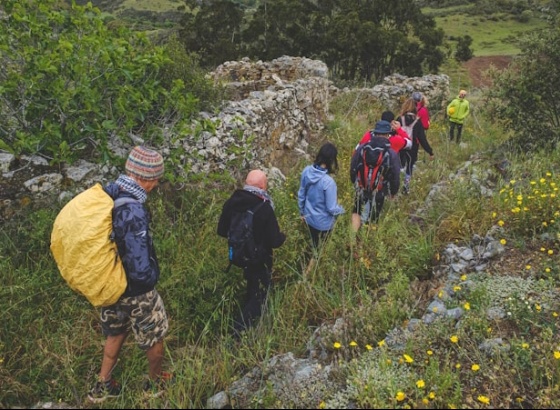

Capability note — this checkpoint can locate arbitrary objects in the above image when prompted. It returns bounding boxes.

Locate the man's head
[245,169,268,190]
[381,111,395,122]
[125,146,164,191]
[459,90,467,98]
[372,120,392,136]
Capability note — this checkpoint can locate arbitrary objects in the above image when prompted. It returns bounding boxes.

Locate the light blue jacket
[298,164,345,231]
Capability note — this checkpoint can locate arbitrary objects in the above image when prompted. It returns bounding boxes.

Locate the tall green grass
[3,85,560,408]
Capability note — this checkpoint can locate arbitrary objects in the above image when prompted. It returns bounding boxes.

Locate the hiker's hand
[429,155,435,161]
[391,120,400,130]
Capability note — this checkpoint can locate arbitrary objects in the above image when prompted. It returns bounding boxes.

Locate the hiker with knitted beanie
[88,146,172,403]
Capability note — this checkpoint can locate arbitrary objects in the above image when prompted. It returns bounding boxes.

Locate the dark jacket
[104,182,160,298]
[398,113,433,158]
[217,189,286,269]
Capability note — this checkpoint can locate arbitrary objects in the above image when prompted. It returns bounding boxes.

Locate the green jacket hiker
[447,90,470,143]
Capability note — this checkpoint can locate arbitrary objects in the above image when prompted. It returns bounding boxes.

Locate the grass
[2,4,560,409]
[432,10,548,56]
[2,79,560,408]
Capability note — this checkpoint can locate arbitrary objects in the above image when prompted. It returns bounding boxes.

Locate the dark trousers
[307,225,331,251]
[449,121,463,142]
[233,264,271,335]
[356,190,385,224]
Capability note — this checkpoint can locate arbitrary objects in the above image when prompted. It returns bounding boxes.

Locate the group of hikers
[84,90,470,403]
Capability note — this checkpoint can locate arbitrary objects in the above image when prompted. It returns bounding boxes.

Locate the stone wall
[174,56,450,184]
[0,56,450,218]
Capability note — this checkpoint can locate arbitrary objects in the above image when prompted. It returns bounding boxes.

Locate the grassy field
[431,10,548,56]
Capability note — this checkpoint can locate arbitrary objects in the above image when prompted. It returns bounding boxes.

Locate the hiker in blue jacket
[298,142,345,250]
[89,146,172,403]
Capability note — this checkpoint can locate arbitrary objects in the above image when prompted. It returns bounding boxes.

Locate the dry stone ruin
[0,56,450,220]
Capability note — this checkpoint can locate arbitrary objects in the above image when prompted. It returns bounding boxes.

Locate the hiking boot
[402,184,409,195]
[143,372,174,398]
[87,378,122,403]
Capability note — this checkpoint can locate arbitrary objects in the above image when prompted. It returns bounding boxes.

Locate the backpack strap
[249,199,266,215]
[113,197,138,209]
[110,197,139,242]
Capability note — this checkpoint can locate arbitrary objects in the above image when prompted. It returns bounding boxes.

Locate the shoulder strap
[113,197,138,209]
[249,200,266,214]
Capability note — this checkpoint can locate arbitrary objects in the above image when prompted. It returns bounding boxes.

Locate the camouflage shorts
[100,289,169,351]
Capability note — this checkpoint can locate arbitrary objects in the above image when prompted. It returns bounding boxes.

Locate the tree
[485,24,560,150]
[179,0,244,68]
[0,0,200,164]
[241,0,320,61]
[178,0,445,83]
[455,35,474,62]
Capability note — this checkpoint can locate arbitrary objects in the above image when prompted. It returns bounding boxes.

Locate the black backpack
[225,200,266,272]
[350,135,391,193]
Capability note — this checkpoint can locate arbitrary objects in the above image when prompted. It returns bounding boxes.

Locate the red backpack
[350,136,391,193]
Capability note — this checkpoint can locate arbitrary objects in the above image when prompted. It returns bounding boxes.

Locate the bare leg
[146,339,164,380]
[351,213,361,232]
[99,333,128,381]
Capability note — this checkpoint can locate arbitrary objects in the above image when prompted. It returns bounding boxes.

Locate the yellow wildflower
[416,379,425,388]
[319,401,326,409]
[403,354,414,363]
[460,274,467,281]
[525,265,531,270]
[455,363,461,369]
[548,250,554,255]
[378,339,385,347]
[498,220,505,226]
[429,392,436,399]
[522,343,529,349]
[450,335,459,344]
[464,302,471,310]
[500,239,507,245]
[554,351,560,359]
[365,344,373,351]
[471,364,480,371]
[396,392,406,402]
[427,350,433,356]
[477,395,490,405]
[349,341,358,347]
[333,342,341,349]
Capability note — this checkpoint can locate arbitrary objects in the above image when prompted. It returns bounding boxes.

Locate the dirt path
[462,55,512,88]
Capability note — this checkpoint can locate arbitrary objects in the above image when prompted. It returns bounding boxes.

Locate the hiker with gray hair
[217,169,286,338]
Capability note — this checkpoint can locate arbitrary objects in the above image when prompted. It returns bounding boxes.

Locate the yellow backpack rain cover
[50,183,127,307]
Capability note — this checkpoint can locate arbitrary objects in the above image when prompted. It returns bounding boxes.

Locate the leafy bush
[484,22,560,151]
[0,0,200,164]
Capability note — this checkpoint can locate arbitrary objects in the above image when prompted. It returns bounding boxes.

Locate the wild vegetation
[1,0,560,409]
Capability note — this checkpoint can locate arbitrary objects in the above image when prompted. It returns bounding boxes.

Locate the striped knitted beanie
[125,146,164,181]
